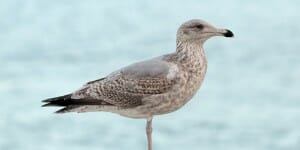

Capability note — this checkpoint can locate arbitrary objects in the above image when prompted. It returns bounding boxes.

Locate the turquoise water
[1,0,300,150]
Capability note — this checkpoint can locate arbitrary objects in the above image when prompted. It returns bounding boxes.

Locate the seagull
[42,19,234,150]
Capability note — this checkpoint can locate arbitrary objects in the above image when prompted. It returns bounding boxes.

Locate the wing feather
[72,56,178,108]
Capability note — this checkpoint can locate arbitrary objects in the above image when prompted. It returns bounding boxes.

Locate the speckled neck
[175,39,206,69]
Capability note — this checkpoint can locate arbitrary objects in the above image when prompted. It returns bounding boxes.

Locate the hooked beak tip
[223,29,234,37]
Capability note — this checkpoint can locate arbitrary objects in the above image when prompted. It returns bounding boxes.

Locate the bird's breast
[140,62,207,116]
[179,60,207,102]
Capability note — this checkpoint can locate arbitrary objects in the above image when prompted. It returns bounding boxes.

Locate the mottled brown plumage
[42,19,234,150]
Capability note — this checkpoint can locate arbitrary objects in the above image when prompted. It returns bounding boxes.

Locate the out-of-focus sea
[1,0,299,150]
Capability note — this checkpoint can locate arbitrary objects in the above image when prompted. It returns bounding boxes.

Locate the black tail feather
[42,94,73,107]
[55,105,81,113]
[42,94,111,110]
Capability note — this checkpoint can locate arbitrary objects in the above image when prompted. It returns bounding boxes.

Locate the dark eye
[195,24,204,30]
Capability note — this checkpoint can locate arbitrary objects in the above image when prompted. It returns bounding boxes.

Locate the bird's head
[176,19,234,43]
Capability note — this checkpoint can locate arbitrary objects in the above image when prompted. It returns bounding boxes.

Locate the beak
[202,28,234,38]
[217,29,234,37]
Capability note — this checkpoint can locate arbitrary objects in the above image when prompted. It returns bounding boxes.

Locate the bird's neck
[175,39,206,65]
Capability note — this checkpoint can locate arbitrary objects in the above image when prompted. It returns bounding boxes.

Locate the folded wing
[70,56,179,108]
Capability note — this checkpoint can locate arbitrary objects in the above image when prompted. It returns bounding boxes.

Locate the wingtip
[41,103,59,107]
[41,103,48,107]
[55,108,68,114]
[42,98,53,103]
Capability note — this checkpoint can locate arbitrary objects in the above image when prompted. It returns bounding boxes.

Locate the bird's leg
[146,117,153,150]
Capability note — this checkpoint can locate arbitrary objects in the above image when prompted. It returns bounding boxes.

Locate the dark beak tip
[224,29,234,37]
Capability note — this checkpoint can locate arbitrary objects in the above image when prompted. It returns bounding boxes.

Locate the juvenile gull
[42,19,234,150]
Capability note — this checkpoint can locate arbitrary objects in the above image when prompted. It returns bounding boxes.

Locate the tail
[42,94,109,113]
[42,94,76,113]
[42,94,72,107]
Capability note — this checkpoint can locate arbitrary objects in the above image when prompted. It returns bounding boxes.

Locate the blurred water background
[1,0,300,150]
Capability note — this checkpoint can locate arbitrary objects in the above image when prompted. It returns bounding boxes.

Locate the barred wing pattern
[72,57,178,108]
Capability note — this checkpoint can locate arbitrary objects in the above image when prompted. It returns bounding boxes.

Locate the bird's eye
[195,24,204,30]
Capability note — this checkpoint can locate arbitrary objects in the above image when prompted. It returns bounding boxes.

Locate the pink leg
[146,117,153,150]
